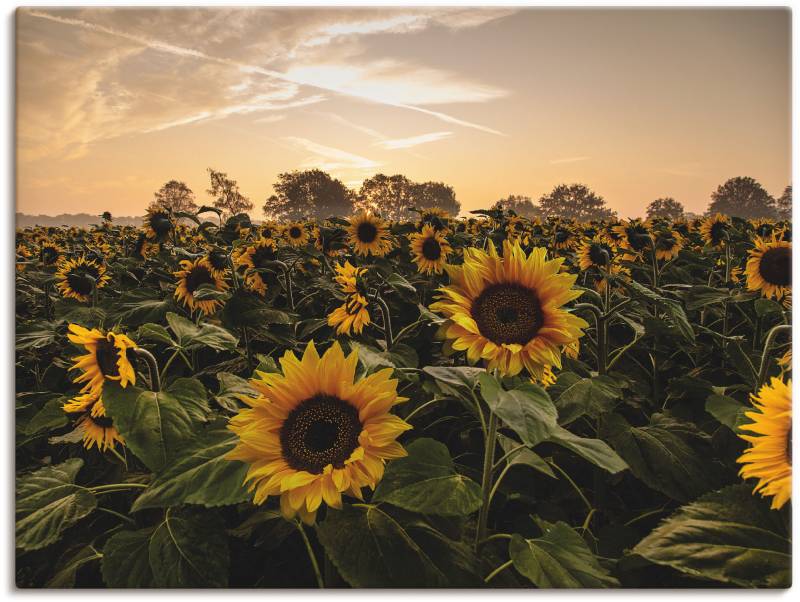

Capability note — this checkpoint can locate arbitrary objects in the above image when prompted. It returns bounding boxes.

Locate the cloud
[253,114,287,124]
[284,136,381,171]
[549,156,591,165]
[377,132,453,150]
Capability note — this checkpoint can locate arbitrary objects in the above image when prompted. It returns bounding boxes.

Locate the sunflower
[737,377,792,510]
[226,341,411,524]
[505,216,530,245]
[347,212,393,257]
[409,225,452,274]
[67,324,137,394]
[613,220,652,259]
[530,365,557,388]
[174,257,229,315]
[144,205,174,241]
[416,207,451,232]
[285,222,309,247]
[578,238,614,271]
[430,240,588,378]
[700,213,729,248]
[553,226,578,251]
[328,261,371,335]
[40,240,64,266]
[745,236,791,300]
[63,390,125,451]
[653,229,685,261]
[55,256,111,302]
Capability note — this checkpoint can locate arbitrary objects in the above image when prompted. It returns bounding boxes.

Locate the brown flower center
[759,246,791,286]
[66,265,99,296]
[421,237,442,260]
[95,338,121,378]
[356,221,378,244]
[185,264,214,294]
[472,283,543,345]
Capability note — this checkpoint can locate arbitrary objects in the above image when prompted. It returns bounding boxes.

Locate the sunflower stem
[475,409,499,550]
[133,348,161,392]
[484,559,513,584]
[296,521,324,589]
[374,294,394,348]
[757,324,792,389]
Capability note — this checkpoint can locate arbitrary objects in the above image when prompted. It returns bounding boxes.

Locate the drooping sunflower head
[409,225,452,274]
[39,240,64,266]
[553,226,578,251]
[745,236,791,300]
[174,257,229,316]
[285,222,309,247]
[55,256,111,302]
[578,238,614,271]
[63,390,125,452]
[144,205,174,241]
[68,324,138,394]
[737,377,792,510]
[205,248,230,275]
[416,207,451,232]
[347,212,393,257]
[613,220,652,257]
[237,238,278,270]
[430,240,588,378]
[700,213,730,248]
[226,341,411,524]
[653,229,685,261]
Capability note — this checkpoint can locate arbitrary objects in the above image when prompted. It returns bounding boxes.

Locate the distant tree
[357,174,416,220]
[538,184,616,221]
[101,211,113,223]
[206,168,253,218]
[707,176,776,219]
[154,180,197,214]
[491,195,539,218]
[646,197,685,221]
[776,185,792,220]
[264,170,355,221]
[411,181,461,216]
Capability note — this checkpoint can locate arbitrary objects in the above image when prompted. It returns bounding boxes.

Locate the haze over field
[16,7,790,219]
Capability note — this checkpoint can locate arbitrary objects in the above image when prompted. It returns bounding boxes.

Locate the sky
[16,7,791,219]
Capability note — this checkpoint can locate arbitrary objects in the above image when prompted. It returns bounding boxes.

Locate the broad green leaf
[137,323,174,345]
[632,484,790,587]
[46,545,102,588]
[148,508,229,587]
[705,393,748,432]
[102,528,156,588]
[617,278,695,342]
[373,438,482,516]
[601,413,720,502]
[754,298,784,317]
[682,286,732,310]
[16,459,96,551]
[510,520,619,588]
[107,290,173,327]
[16,321,59,350]
[23,396,68,435]
[214,371,257,411]
[551,373,623,425]
[497,434,556,479]
[165,312,238,351]
[131,426,249,511]
[483,383,559,447]
[423,366,485,398]
[546,426,628,474]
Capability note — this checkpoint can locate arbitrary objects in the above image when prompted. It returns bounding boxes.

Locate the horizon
[16,7,791,219]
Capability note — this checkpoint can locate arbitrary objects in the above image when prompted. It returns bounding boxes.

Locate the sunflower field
[15,207,792,588]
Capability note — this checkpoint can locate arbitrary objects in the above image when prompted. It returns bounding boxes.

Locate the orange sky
[16,7,791,219]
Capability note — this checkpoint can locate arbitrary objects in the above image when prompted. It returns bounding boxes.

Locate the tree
[538,184,616,221]
[491,195,540,218]
[646,197,685,221]
[776,185,791,220]
[411,181,461,216]
[264,170,355,221]
[357,174,416,220]
[154,180,197,214]
[707,176,776,219]
[206,168,253,218]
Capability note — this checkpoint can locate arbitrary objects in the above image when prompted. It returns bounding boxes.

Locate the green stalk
[133,348,161,392]
[757,324,792,389]
[475,410,499,549]
[297,522,324,589]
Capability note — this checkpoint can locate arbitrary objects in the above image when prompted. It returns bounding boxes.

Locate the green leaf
[102,528,156,587]
[318,505,467,587]
[108,289,173,327]
[617,278,695,342]
[23,396,68,435]
[192,283,230,301]
[601,413,719,502]
[46,545,102,587]
[16,459,96,551]
[483,382,559,447]
[102,380,204,472]
[423,365,485,398]
[510,520,619,587]
[16,321,59,349]
[165,312,238,351]
[137,323,174,345]
[705,393,748,432]
[214,371,257,411]
[373,438,482,516]
[148,508,230,587]
[385,272,418,300]
[632,484,790,587]
[131,426,250,511]
[754,298,784,317]
[551,373,623,425]
[546,426,628,474]
[497,434,556,479]
[682,286,732,310]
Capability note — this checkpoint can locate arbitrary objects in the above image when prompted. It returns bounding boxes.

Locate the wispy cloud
[284,136,380,171]
[377,132,453,150]
[549,156,591,165]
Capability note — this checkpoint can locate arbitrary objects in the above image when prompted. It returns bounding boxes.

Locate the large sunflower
[737,377,792,510]
[55,256,111,302]
[347,212,393,257]
[430,240,588,378]
[174,257,229,315]
[409,225,452,274]
[144,205,174,241]
[226,341,411,524]
[700,213,729,248]
[68,324,137,394]
[63,390,125,451]
[745,236,791,300]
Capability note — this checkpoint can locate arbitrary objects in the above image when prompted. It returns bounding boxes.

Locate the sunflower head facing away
[144,205,174,241]
[653,229,685,261]
[700,213,730,248]
[63,390,125,451]
[409,225,452,274]
[737,377,792,510]
[613,220,652,258]
[347,212,393,257]
[430,240,588,378]
[174,257,229,315]
[745,236,791,300]
[55,256,111,302]
[68,324,137,394]
[578,238,614,271]
[226,341,411,524]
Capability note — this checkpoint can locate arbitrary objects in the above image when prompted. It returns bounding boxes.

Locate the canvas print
[15,6,791,589]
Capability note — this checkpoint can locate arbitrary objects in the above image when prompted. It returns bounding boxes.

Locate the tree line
[149,170,791,222]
